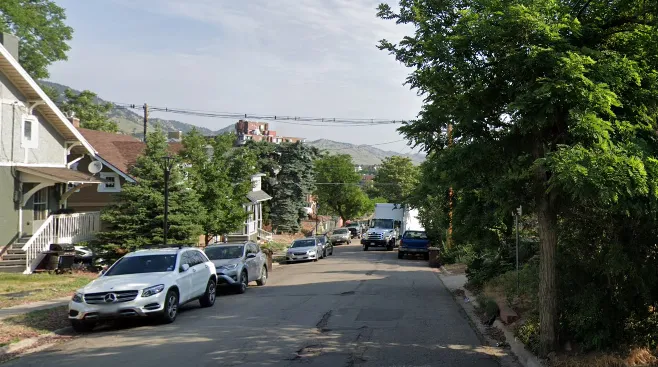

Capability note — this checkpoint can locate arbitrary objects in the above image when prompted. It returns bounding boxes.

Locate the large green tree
[270,142,317,233]
[180,129,255,243]
[379,0,658,355]
[0,0,73,79]
[59,89,119,132]
[96,128,204,260]
[315,154,374,221]
[373,156,419,204]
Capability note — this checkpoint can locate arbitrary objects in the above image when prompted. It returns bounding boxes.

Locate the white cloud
[49,0,421,152]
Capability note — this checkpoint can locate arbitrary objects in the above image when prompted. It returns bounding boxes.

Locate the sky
[48,0,423,154]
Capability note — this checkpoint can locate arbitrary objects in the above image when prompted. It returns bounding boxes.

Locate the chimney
[0,33,19,61]
[69,117,80,128]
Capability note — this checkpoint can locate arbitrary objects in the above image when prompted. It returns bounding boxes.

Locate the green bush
[476,295,500,319]
[515,313,540,355]
[489,260,539,309]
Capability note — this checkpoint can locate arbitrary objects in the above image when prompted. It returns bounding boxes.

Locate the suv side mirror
[180,263,190,272]
[247,253,257,259]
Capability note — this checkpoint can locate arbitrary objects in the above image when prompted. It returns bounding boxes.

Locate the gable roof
[76,128,183,180]
[0,43,95,155]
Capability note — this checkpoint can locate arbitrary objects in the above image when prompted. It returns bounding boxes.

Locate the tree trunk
[536,173,558,357]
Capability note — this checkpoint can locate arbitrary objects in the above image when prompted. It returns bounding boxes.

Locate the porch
[0,167,104,273]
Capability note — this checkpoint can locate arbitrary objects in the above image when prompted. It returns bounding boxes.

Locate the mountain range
[41,81,425,165]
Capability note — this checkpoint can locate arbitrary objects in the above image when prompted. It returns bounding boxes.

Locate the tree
[379,0,658,355]
[0,0,73,79]
[96,128,204,260]
[180,129,255,243]
[59,89,119,132]
[314,154,374,221]
[373,156,419,204]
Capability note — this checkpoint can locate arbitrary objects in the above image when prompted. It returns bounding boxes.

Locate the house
[0,34,104,273]
[226,173,273,242]
[234,120,305,145]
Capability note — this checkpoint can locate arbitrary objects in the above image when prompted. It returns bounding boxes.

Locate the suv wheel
[398,251,404,259]
[199,279,216,307]
[363,245,368,251]
[71,319,96,333]
[256,266,268,286]
[162,289,179,324]
[236,270,248,294]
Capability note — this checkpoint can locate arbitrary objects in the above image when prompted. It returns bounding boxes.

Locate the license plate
[370,242,375,246]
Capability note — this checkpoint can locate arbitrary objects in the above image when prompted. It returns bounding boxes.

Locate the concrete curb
[434,266,544,367]
[0,326,73,360]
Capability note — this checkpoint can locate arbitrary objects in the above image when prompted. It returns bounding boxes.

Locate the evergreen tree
[269,143,317,233]
[96,128,204,260]
[180,129,255,243]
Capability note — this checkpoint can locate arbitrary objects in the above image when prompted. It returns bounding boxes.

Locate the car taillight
[399,240,403,246]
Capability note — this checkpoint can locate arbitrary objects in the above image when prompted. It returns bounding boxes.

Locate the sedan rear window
[403,231,428,239]
[105,255,177,276]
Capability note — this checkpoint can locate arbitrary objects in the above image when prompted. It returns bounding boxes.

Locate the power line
[115,103,408,127]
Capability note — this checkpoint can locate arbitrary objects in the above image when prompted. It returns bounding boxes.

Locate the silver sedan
[286,238,320,263]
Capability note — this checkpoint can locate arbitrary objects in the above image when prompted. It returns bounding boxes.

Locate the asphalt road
[7,245,507,367]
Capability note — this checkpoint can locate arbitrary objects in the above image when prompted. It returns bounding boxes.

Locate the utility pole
[447,123,454,249]
[514,205,522,294]
[143,103,149,143]
[161,156,175,247]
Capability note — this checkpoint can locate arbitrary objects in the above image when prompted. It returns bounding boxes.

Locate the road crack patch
[316,310,333,332]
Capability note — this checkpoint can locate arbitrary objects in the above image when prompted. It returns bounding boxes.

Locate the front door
[31,188,49,235]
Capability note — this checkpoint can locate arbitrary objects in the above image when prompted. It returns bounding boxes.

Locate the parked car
[204,242,268,293]
[315,234,334,257]
[330,228,352,245]
[346,223,362,238]
[68,247,217,332]
[398,230,431,260]
[286,238,320,263]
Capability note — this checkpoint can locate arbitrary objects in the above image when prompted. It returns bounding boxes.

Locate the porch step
[0,265,24,273]
[6,249,26,255]
[0,259,25,266]
[2,253,26,261]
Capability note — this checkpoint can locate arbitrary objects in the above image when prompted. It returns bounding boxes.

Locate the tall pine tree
[96,128,204,260]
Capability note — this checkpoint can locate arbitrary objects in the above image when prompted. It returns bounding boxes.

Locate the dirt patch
[551,348,658,367]
[443,263,467,274]
[0,306,70,347]
[271,233,306,245]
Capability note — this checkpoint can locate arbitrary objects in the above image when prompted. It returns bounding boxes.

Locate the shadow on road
[3,245,510,367]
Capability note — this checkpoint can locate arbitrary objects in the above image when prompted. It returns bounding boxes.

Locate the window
[98,172,121,193]
[21,115,38,149]
[33,188,48,221]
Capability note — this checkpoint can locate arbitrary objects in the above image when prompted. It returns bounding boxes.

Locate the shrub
[489,260,539,311]
[476,295,500,319]
[515,313,540,355]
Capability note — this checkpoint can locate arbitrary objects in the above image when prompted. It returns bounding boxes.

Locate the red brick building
[235,120,305,145]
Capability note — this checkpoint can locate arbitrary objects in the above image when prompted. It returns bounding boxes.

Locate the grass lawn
[0,272,97,309]
[0,306,69,347]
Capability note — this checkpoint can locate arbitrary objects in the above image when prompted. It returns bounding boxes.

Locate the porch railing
[22,212,101,274]
[257,228,273,241]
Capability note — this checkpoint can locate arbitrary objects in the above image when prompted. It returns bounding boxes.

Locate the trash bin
[428,247,441,267]
[262,248,273,272]
[49,244,76,274]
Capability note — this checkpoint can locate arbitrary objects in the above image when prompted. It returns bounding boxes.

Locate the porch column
[258,203,263,229]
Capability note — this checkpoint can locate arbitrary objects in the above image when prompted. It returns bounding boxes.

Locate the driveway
[5,245,510,366]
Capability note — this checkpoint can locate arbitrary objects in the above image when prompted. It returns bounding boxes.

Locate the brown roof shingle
[76,128,185,176]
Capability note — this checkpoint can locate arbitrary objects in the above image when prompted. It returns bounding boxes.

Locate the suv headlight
[72,292,83,303]
[220,264,239,271]
[142,284,165,298]
[307,250,316,254]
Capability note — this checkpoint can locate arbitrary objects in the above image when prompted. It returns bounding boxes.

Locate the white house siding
[0,72,66,166]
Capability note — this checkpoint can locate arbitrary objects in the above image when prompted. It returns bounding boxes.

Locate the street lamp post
[513,205,522,294]
[162,155,175,247]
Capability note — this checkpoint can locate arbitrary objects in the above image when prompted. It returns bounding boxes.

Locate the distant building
[234,120,305,145]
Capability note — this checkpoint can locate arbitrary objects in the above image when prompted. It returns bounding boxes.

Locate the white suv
[68,247,217,332]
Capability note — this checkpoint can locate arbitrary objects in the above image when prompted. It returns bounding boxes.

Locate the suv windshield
[404,231,428,239]
[291,239,316,248]
[372,219,394,229]
[334,229,349,234]
[105,255,177,276]
[205,246,244,260]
